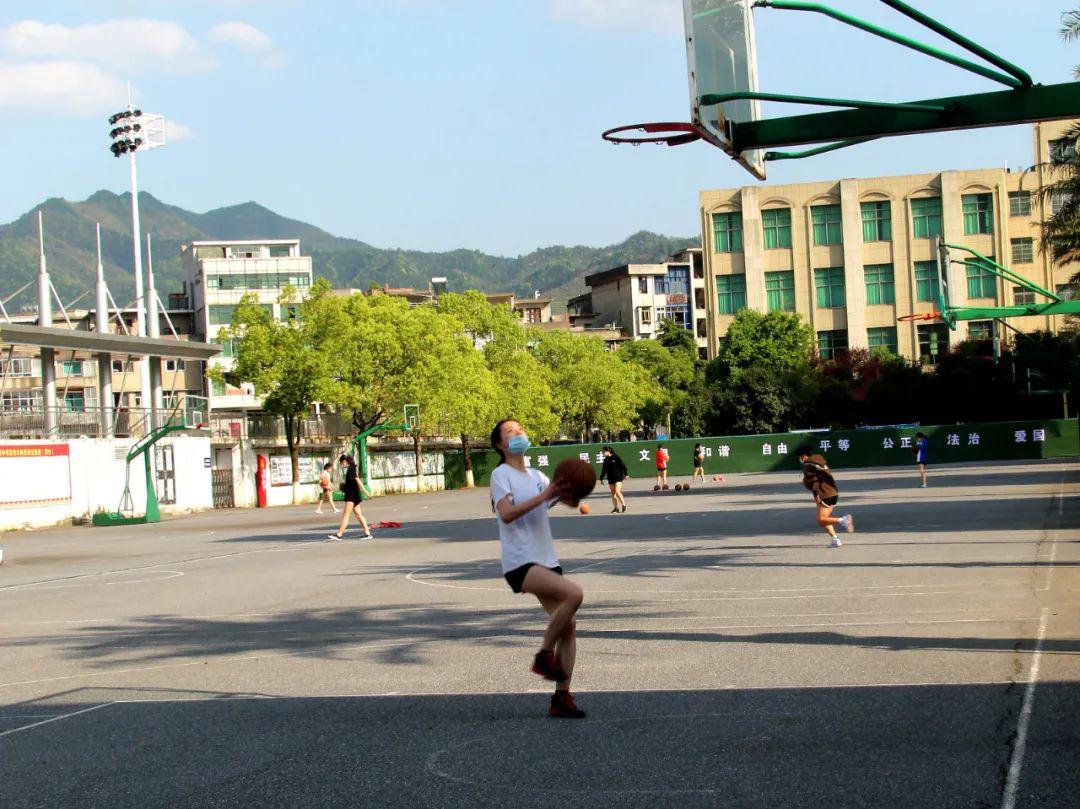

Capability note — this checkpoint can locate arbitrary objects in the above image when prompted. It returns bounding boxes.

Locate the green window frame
[764,271,795,312]
[911,197,943,239]
[967,320,993,341]
[814,267,846,308]
[1008,191,1032,217]
[1011,238,1034,264]
[965,258,997,300]
[914,260,940,303]
[716,274,747,315]
[867,327,898,355]
[811,204,843,245]
[762,208,792,249]
[864,264,895,306]
[860,201,891,242]
[712,212,743,253]
[1014,286,1036,306]
[817,329,848,360]
[962,193,994,235]
[61,360,84,376]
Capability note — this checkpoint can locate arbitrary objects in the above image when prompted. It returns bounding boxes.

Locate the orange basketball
[579,503,590,515]
[553,457,597,505]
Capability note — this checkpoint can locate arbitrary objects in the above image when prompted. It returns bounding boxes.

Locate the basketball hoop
[601,122,703,147]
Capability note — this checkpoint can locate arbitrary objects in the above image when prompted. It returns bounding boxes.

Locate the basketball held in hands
[553,458,597,507]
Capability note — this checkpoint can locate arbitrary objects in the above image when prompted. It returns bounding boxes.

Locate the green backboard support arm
[352,421,409,487]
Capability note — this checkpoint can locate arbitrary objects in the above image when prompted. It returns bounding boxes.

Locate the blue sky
[0,1,1076,255]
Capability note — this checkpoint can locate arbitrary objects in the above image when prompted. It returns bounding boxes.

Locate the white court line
[0,570,184,593]
[0,702,114,739]
[1039,467,1067,592]
[1001,607,1049,809]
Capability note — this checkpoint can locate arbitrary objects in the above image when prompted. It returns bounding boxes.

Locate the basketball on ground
[675,484,683,491]
[579,503,590,515]
[553,457,597,506]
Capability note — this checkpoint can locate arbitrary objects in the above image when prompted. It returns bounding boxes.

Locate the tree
[657,321,698,356]
[217,286,331,503]
[709,365,815,435]
[617,338,696,434]
[531,330,652,439]
[707,310,814,384]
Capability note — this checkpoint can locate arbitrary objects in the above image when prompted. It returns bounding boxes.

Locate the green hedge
[445,418,1078,489]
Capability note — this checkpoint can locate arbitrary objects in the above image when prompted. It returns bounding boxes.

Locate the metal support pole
[145,234,164,426]
[95,224,114,437]
[37,212,57,437]
[128,144,152,419]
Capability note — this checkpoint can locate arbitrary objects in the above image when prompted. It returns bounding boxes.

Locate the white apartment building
[182,239,313,411]
[569,248,709,356]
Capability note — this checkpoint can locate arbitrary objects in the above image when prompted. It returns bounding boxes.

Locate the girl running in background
[692,443,706,483]
[795,444,854,548]
[328,454,373,541]
[914,432,930,488]
[315,462,338,515]
[489,418,586,719]
[599,445,629,513]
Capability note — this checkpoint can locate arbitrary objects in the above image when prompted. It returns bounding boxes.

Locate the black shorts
[504,563,563,594]
[820,495,839,507]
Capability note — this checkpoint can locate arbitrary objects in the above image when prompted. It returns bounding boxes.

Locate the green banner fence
[445,418,1078,489]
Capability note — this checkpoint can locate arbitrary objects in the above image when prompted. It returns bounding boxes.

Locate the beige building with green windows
[699,120,1078,363]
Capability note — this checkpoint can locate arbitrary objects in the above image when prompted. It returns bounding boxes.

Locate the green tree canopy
[707,310,814,384]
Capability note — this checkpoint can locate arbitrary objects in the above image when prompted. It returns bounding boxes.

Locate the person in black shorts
[692,443,705,483]
[795,444,854,548]
[599,446,628,513]
[328,454,373,541]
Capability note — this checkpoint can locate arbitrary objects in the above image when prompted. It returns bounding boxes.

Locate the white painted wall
[0,436,213,531]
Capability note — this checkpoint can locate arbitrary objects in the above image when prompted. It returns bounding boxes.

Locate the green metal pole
[765,137,877,161]
[143,451,160,523]
[877,0,1033,87]
[756,0,1023,88]
[700,91,945,114]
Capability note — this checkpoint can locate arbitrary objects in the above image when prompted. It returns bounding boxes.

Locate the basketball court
[1,459,1077,807]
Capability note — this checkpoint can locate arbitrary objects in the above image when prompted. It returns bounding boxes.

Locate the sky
[0,0,1076,256]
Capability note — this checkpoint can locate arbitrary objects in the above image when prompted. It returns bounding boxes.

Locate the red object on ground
[372,521,402,530]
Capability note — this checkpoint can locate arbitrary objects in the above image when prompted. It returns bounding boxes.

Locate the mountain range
[0,191,699,313]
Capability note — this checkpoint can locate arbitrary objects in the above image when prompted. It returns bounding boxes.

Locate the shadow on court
[3,681,1078,808]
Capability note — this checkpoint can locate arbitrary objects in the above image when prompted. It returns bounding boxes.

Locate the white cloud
[0,19,217,73]
[165,120,194,141]
[208,22,284,68]
[548,0,682,36]
[0,60,126,115]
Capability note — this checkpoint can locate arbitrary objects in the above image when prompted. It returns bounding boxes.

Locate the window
[814,267,846,308]
[911,197,943,239]
[1011,238,1034,264]
[694,288,706,310]
[208,303,272,325]
[1050,137,1077,164]
[967,321,993,341]
[765,271,795,312]
[962,193,994,235]
[762,208,792,249]
[655,275,669,294]
[861,201,892,242]
[61,360,84,376]
[811,204,843,245]
[655,305,691,329]
[523,308,541,324]
[716,275,747,315]
[112,359,125,373]
[165,359,185,372]
[281,304,300,321]
[1014,286,1036,306]
[1009,191,1032,217]
[638,307,652,326]
[864,264,895,305]
[1,391,40,412]
[663,266,690,297]
[917,324,950,365]
[64,391,85,412]
[817,329,848,360]
[712,212,743,253]
[965,258,997,300]
[696,318,707,338]
[914,261,941,302]
[638,277,648,294]
[1057,283,1076,300]
[210,378,226,397]
[1052,190,1069,215]
[867,327,898,355]
[0,357,32,377]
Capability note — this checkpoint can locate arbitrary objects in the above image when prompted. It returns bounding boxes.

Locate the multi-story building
[182,239,313,411]
[699,121,1079,363]
[570,248,709,356]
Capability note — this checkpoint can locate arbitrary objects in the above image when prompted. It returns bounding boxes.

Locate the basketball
[662,484,670,491]
[553,457,597,505]
[712,474,721,481]
[653,484,661,491]
[683,483,691,491]
[675,484,683,491]
[579,503,590,515]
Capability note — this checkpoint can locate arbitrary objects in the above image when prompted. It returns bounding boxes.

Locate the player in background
[655,443,670,489]
[599,445,629,513]
[691,443,706,483]
[489,418,586,719]
[315,462,338,515]
[795,444,854,548]
[914,432,930,488]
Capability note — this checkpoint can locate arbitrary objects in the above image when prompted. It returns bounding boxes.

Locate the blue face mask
[507,434,531,455]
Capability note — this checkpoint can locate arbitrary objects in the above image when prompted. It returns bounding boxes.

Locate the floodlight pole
[37,212,57,437]
[127,135,152,421]
[145,234,164,420]
[95,224,114,437]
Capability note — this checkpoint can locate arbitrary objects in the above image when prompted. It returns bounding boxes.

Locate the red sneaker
[549,691,587,719]
[531,649,568,682]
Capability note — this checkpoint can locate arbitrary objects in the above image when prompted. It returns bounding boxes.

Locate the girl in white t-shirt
[489,418,586,719]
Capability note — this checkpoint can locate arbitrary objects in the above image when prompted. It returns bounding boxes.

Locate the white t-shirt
[489,464,559,574]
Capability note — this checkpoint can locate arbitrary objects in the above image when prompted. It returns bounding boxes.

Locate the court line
[0,702,114,739]
[1001,607,1048,809]
[1038,467,1067,592]
[0,571,184,593]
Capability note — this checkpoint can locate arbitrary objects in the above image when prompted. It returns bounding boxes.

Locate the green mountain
[0,191,698,310]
